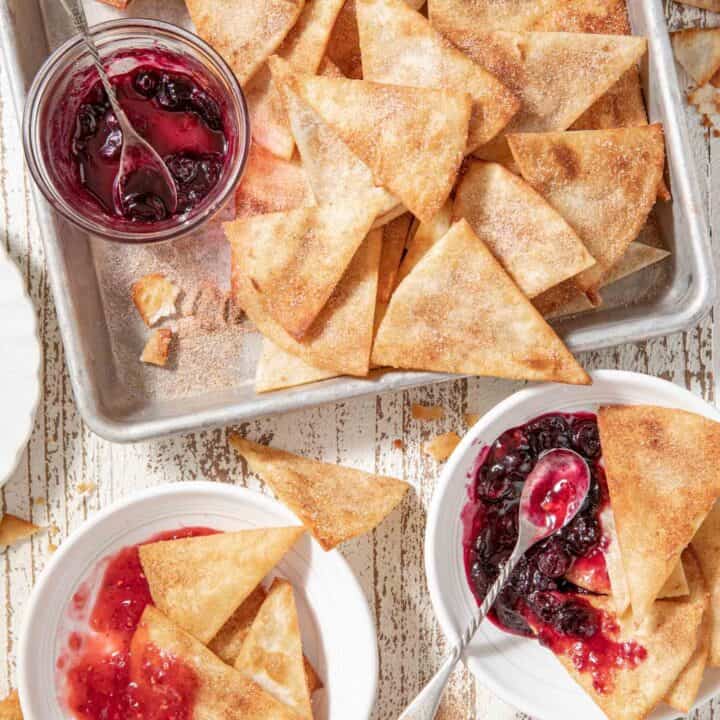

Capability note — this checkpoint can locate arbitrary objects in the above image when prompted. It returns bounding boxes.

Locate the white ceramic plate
[18,482,378,720]
[425,370,720,720]
[0,244,41,487]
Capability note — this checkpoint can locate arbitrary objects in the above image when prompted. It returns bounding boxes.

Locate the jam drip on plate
[72,67,227,223]
[461,412,644,693]
[61,527,216,720]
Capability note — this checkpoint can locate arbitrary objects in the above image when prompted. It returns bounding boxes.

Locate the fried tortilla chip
[0,514,40,549]
[509,125,665,294]
[534,242,669,318]
[453,161,595,298]
[139,527,304,643]
[225,195,383,339]
[672,28,720,88]
[692,500,720,666]
[325,0,363,79]
[246,0,346,158]
[132,274,180,327]
[185,0,305,86]
[371,219,591,384]
[598,405,720,625]
[132,606,301,720]
[140,329,173,367]
[534,549,707,720]
[378,214,412,304]
[236,144,313,219]
[234,230,382,377]
[0,690,22,720]
[210,586,270,664]
[235,580,312,718]
[256,340,339,392]
[230,435,410,551]
[280,70,471,222]
[356,0,519,152]
[424,29,646,157]
[395,201,452,288]
[270,56,400,223]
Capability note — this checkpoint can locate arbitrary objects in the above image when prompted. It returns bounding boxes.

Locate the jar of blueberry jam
[23,19,249,243]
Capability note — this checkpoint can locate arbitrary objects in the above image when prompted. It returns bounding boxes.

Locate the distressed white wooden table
[1,2,718,718]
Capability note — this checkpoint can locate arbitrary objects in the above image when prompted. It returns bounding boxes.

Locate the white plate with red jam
[17,482,378,720]
[425,370,720,719]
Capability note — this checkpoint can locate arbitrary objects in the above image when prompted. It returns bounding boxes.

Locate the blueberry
[555,602,598,638]
[133,70,159,98]
[563,514,600,557]
[536,539,572,578]
[76,105,98,139]
[123,193,168,222]
[191,90,222,131]
[573,420,601,458]
[528,591,562,622]
[165,154,199,185]
[156,75,192,110]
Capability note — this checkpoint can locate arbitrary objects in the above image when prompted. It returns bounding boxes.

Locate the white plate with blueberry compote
[425,370,720,720]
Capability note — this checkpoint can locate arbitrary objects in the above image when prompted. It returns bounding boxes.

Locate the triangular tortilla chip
[395,202,452,289]
[0,514,40,549]
[356,0,519,152]
[453,161,595,298]
[0,690,22,720]
[280,70,472,222]
[132,606,301,720]
[371,219,591,384]
[533,549,707,720]
[210,585,270,664]
[185,0,305,86]
[598,405,720,624]
[422,29,646,154]
[672,28,720,87]
[534,242,669,318]
[230,435,410,550]
[234,230,382,376]
[269,56,400,223]
[692,500,720,666]
[255,339,339,392]
[509,125,665,294]
[235,579,312,718]
[236,144,313,219]
[378,213,412,303]
[139,527,304,643]
[246,0,346,159]
[325,0,363,79]
[225,194,383,339]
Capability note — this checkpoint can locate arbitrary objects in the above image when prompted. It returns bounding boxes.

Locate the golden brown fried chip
[509,125,665,295]
[692,500,720,666]
[225,195,383,339]
[131,274,179,327]
[372,219,591,384]
[230,435,410,551]
[255,340,339,392]
[0,514,40,549]
[378,214,412,304]
[280,70,471,222]
[453,161,595,298]
[598,405,720,625]
[672,28,720,87]
[0,690,22,720]
[422,432,461,462]
[139,528,304,643]
[140,329,173,367]
[235,579,313,718]
[234,231,382,377]
[132,606,301,719]
[325,0,363,78]
[184,0,305,85]
[356,0,519,152]
[210,585,270,664]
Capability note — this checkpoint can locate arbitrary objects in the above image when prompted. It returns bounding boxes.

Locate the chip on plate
[378,214,412,304]
[371,219,591,385]
[692,500,720,667]
[230,435,410,550]
[139,527,304,643]
[210,585,270,664]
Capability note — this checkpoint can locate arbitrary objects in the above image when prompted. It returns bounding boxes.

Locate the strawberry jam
[461,412,645,691]
[60,527,217,720]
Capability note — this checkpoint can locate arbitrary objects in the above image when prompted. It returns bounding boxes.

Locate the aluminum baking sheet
[0,0,714,442]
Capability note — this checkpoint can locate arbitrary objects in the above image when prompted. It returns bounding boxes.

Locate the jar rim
[22,18,250,244]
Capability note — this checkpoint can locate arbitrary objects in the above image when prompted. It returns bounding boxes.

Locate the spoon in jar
[399,447,591,720]
[58,0,178,219]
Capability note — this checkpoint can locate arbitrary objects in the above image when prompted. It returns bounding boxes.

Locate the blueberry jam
[462,412,646,692]
[71,65,227,223]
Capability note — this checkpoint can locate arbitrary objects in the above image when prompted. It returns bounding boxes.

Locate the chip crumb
[464,413,481,426]
[0,514,41,549]
[141,329,173,367]
[393,439,404,450]
[48,542,58,554]
[76,482,97,495]
[132,273,180,327]
[98,0,132,7]
[33,497,46,506]
[411,404,445,421]
[423,432,462,461]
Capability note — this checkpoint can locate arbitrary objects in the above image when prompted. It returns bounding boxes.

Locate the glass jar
[23,18,249,243]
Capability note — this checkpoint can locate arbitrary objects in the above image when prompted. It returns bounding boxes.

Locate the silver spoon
[400,447,591,720]
[58,0,178,218]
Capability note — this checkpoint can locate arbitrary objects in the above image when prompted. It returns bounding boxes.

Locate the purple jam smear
[70,64,228,223]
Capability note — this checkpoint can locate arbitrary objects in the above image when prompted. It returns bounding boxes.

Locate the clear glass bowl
[23,18,249,243]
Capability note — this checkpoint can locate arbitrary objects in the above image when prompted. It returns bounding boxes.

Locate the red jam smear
[60,527,217,720]
[71,59,228,223]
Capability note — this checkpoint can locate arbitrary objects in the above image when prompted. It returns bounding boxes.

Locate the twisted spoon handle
[398,550,525,720]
